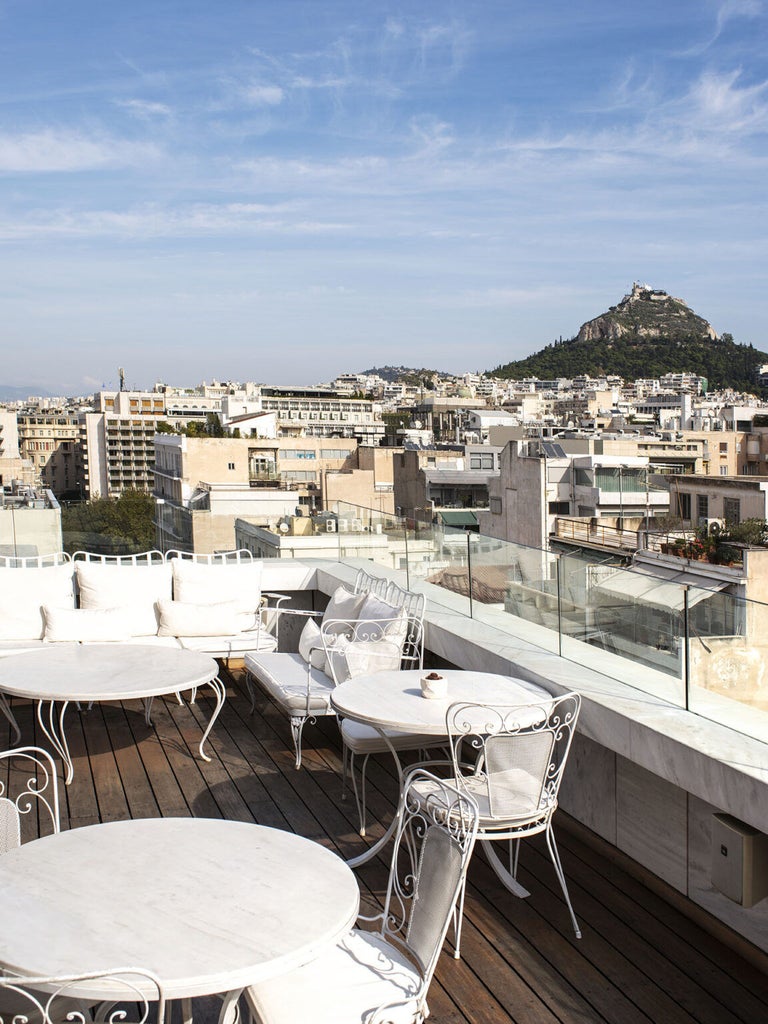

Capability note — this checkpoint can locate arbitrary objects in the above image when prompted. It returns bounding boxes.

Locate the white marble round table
[0,645,223,782]
[332,669,551,868]
[0,817,359,1003]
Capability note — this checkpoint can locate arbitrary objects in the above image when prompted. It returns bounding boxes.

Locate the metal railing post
[467,531,474,618]
[556,552,563,657]
[683,587,690,711]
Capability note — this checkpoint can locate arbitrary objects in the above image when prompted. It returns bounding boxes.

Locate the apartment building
[480,439,670,550]
[16,409,82,498]
[393,445,501,518]
[153,434,362,551]
[258,386,384,444]
[0,411,36,490]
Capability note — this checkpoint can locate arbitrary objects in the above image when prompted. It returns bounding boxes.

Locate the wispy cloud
[0,129,161,172]
[116,99,172,120]
[242,84,284,106]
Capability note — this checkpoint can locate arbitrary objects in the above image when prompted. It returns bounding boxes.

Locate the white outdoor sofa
[244,569,426,769]
[0,550,282,659]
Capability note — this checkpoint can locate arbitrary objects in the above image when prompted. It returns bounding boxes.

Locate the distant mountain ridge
[491,284,767,392]
[0,384,55,401]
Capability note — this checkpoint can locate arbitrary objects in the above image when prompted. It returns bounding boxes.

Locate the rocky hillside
[491,284,767,391]
[577,283,717,343]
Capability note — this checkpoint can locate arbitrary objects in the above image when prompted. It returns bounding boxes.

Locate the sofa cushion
[0,565,76,640]
[179,632,278,656]
[75,562,172,636]
[244,652,334,712]
[171,560,263,614]
[43,606,134,643]
[157,599,257,638]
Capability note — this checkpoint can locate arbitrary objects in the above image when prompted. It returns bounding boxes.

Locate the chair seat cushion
[181,632,278,656]
[410,773,553,827]
[244,651,334,712]
[245,929,421,1024]
[340,718,445,756]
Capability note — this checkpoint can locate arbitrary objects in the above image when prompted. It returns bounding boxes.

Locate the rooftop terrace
[3,665,767,1024]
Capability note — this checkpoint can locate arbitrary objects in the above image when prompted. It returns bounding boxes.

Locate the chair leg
[348,752,370,837]
[245,673,256,714]
[290,715,307,769]
[453,877,468,959]
[545,825,581,939]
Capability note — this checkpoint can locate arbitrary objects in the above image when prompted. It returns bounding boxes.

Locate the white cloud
[683,68,768,133]
[116,99,172,120]
[0,130,160,172]
[243,84,284,106]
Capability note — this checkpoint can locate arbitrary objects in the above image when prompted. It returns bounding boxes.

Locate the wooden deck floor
[3,664,768,1024]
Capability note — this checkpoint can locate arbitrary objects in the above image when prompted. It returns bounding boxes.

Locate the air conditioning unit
[325,519,337,533]
[351,518,363,531]
[337,519,349,533]
[704,518,725,533]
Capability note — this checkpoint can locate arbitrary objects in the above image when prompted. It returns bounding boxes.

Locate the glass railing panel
[687,588,768,743]
[557,554,687,705]
[334,501,407,575]
[467,534,561,654]
[403,517,473,618]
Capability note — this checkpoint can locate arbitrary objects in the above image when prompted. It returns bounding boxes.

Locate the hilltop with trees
[490,284,768,392]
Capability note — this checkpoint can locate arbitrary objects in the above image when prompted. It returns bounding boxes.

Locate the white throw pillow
[157,599,256,638]
[356,592,408,646]
[75,562,172,636]
[321,586,367,635]
[171,560,263,614]
[298,616,340,674]
[0,565,76,640]
[43,606,133,643]
[326,636,403,684]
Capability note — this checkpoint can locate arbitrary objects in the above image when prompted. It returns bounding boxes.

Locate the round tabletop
[331,669,550,733]
[0,645,218,702]
[0,817,360,999]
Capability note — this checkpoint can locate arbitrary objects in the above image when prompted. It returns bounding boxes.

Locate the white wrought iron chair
[412,693,582,954]
[0,968,165,1024]
[242,769,479,1024]
[337,583,446,837]
[0,746,60,853]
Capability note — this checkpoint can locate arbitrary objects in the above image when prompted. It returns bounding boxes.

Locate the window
[696,495,709,522]
[470,453,495,470]
[724,497,741,524]
[677,493,691,520]
[227,462,235,470]
[320,448,351,460]
[719,466,729,476]
[719,442,728,454]
[548,501,570,515]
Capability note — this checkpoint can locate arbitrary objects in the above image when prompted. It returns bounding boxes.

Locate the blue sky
[1,0,766,394]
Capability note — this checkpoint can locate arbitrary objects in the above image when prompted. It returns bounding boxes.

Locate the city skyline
[1,1,766,395]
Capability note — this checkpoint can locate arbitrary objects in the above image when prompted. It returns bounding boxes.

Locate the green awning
[439,510,479,527]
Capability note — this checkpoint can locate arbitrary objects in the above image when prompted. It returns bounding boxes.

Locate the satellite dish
[279,521,290,534]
